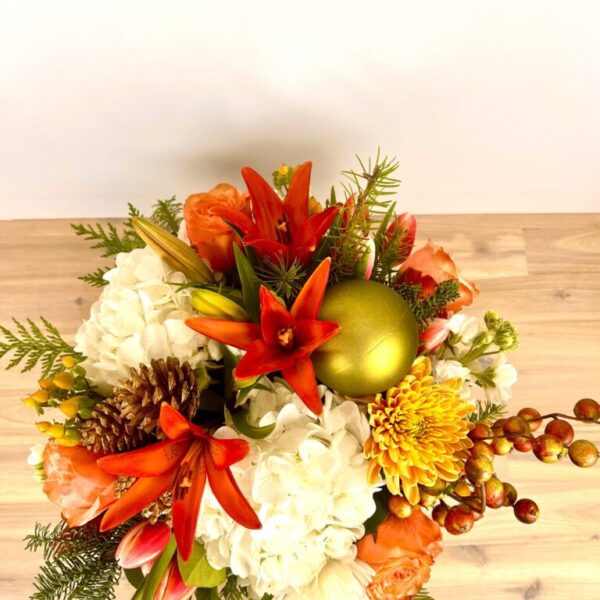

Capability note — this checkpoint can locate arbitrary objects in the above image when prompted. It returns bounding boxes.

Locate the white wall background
[1,0,599,219]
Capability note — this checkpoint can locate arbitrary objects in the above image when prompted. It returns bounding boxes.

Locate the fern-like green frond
[25,519,134,600]
[469,399,507,424]
[0,317,79,376]
[414,588,436,600]
[78,266,111,287]
[150,197,183,235]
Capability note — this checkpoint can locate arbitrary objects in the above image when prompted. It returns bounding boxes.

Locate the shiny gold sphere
[313,279,418,396]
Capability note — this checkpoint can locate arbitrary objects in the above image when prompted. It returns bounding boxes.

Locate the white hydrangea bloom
[196,382,377,599]
[75,247,221,391]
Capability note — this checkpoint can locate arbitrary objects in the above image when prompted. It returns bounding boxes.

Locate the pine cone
[80,397,149,454]
[117,357,201,437]
[81,357,201,454]
[116,477,172,525]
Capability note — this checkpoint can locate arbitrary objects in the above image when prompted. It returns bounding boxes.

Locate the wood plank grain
[0,215,599,600]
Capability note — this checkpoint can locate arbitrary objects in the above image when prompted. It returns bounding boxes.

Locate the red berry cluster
[427,398,599,536]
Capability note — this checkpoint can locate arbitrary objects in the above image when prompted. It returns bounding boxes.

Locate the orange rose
[400,240,479,313]
[42,442,117,527]
[183,184,250,272]
[357,508,442,600]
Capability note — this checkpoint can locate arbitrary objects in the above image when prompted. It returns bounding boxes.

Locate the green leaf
[234,245,260,323]
[125,567,144,590]
[177,541,227,588]
[195,588,220,600]
[363,488,391,537]
[231,408,276,440]
[141,536,177,600]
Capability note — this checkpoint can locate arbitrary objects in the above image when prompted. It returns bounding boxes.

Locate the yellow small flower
[365,356,473,505]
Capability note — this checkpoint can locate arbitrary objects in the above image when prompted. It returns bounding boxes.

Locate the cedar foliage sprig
[24,519,134,600]
[469,399,507,425]
[327,152,401,282]
[0,317,79,376]
[414,589,436,600]
[72,198,183,287]
[395,279,460,325]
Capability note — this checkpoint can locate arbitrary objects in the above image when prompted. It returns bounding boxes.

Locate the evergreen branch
[469,399,507,425]
[414,589,435,600]
[73,198,183,287]
[70,220,143,258]
[328,152,401,283]
[150,197,183,235]
[395,279,460,325]
[78,267,111,287]
[25,520,134,600]
[0,317,79,376]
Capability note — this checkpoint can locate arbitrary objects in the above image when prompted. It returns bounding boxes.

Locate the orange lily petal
[159,403,194,440]
[289,206,339,264]
[235,339,295,378]
[209,204,256,235]
[100,473,172,531]
[208,437,250,470]
[172,443,208,562]
[98,438,191,478]
[243,237,289,261]
[281,356,323,415]
[185,318,261,350]
[295,319,340,354]
[206,456,261,530]
[241,166,283,241]
[259,286,294,346]
[290,258,331,320]
[283,161,311,236]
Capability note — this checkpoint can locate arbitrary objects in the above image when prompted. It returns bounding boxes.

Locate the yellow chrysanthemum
[365,356,473,504]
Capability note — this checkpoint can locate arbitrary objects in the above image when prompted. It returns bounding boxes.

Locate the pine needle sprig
[469,399,507,425]
[255,256,307,301]
[328,152,401,282]
[0,317,79,376]
[395,279,460,325]
[25,519,134,600]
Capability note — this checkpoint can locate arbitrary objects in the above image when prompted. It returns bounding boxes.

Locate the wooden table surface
[1,215,599,600]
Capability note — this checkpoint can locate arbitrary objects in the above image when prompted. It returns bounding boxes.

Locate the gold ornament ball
[313,279,418,396]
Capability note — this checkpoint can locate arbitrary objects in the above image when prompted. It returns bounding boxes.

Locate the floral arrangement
[5,154,599,600]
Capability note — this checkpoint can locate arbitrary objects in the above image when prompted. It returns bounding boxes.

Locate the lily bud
[115,520,171,570]
[420,318,451,352]
[155,556,196,600]
[354,235,376,280]
[132,217,215,284]
[386,213,417,265]
[190,289,249,321]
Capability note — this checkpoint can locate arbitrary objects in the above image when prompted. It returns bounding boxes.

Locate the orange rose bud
[184,184,250,272]
[400,240,479,313]
[42,443,117,527]
[357,509,442,600]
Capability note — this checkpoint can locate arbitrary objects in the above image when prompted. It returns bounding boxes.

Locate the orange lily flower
[210,162,339,265]
[186,258,339,415]
[98,404,261,562]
